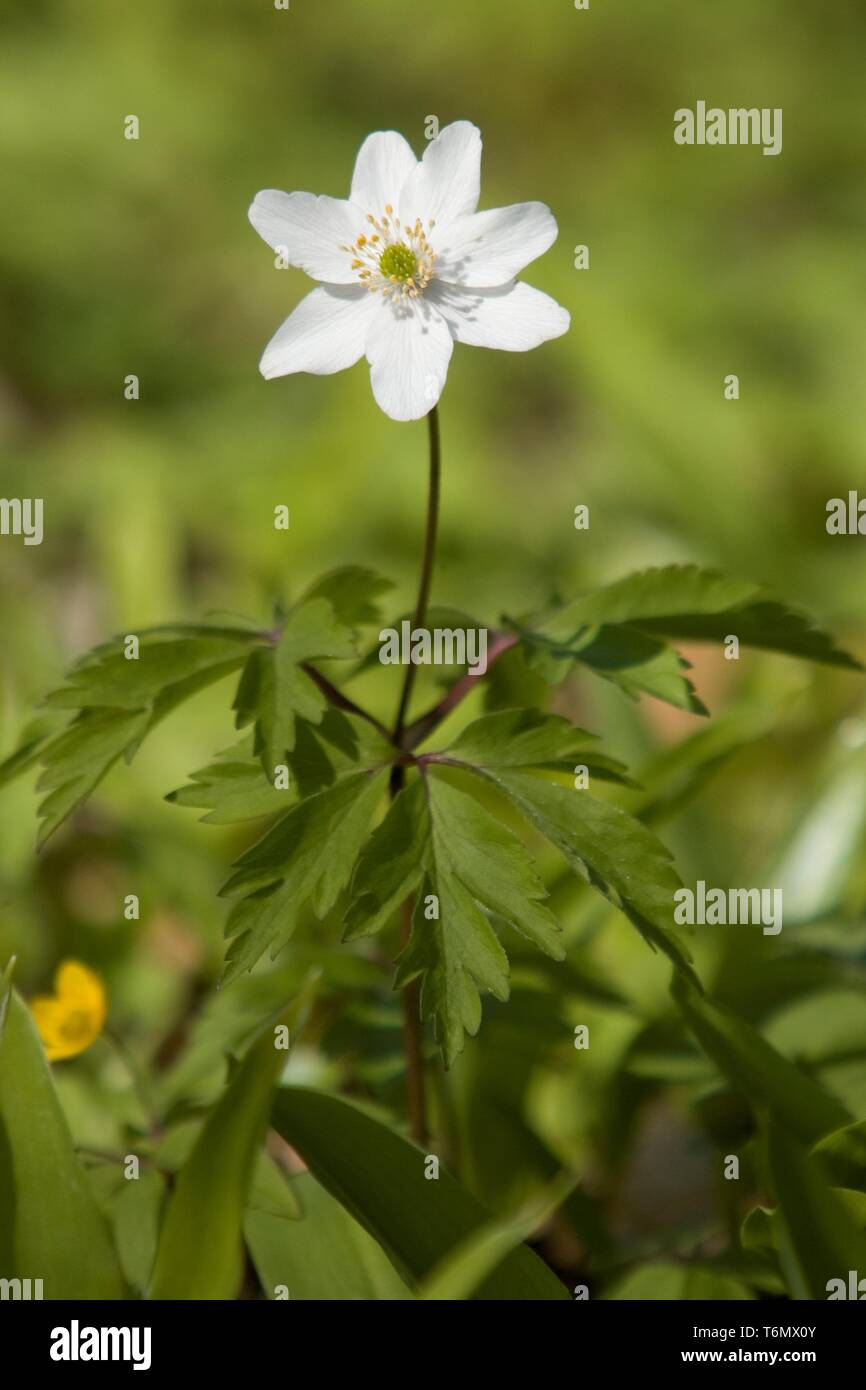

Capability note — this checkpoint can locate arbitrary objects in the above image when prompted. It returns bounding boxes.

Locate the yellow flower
[31,960,107,1061]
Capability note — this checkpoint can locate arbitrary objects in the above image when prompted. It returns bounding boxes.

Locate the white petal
[350,131,418,210]
[259,285,376,378]
[365,300,453,421]
[434,203,558,287]
[398,121,482,229]
[427,281,570,352]
[249,190,362,284]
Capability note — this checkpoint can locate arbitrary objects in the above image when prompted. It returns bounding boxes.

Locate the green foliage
[671,975,850,1145]
[270,1087,569,1299]
[149,989,312,1299]
[3,0,865,1308]
[394,776,563,1068]
[764,1119,866,1299]
[0,974,125,1298]
[233,600,357,778]
[509,566,860,713]
[245,1171,413,1301]
[220,766,391,984]
[2,553,863,1301]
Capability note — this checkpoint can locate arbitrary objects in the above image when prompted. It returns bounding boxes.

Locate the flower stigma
[342,204,436,302]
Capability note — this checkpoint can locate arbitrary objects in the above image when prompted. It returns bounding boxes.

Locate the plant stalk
[390,404,440,1146]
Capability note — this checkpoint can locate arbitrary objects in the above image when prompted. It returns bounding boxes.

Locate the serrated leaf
[343,780,429,941]
[169,710,393,824]
[35,707,150,846]
[394,775,564,1068]
[234,599,357,777]
[0,978,125,1298]
[454,762,696,985]
[303,566,394,627]
[482,643,550,713]
[45,631,257,709]
[270,1087,568,1299]
[538,565,859,667]
[520,621,707,713]
[443,708,633,784]
[27,628,263,844]
[167,750,290,823]
[0,723,56,789]
[509,565,859,713]
[287,710,395,798]
[672,975,851,1144]
[220,768,390,983]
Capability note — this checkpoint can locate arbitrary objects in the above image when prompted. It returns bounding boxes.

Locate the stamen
[342,204,437,303]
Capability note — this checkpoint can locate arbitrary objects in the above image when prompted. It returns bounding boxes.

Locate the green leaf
[29,629,262,844]
[419,1171,577,1300]
[245,1171,413,1300]
[286,710,396,799]
[604,1262,754,1300]
[88,1165,167,1296]
[766,1117,866,1299]
[166,744,289,824]
[220,768,390,983]
[814,1118,866,1192]
[510,565,859,712]
[270,1087,568,1299]
[538,565,859,666]
[168,710,393,823]
[395,775,564,1067]
[303,566,393,627]
[672,975,851,1144]
[463,765,697,985]
[521,622,707,714]
[442,708,633,784]
[233,599,357,778]
[44,630,257,710]
[483,642,550,712]
[35,708,150,847]
[0,977,125,1298]
[149,989,312,1299]
[342,780,429,942]
[0,723,56,789]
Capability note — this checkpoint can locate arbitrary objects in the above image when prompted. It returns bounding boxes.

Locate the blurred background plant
[1,0,865,1299]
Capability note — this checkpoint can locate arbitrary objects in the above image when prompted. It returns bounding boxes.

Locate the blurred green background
[2,0,865,1293]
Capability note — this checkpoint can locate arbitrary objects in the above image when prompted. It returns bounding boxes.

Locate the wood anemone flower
[249,121,570,421]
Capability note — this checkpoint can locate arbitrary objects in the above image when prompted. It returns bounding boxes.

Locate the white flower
[249,121,570,422]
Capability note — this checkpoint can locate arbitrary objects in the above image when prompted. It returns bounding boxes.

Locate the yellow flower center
[59,1008,95,1045]
[379,242,418,281]
[342,205,436,303]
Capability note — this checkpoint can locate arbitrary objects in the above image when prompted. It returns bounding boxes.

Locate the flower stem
[390,404,440,1146]
[393,404,441,750]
